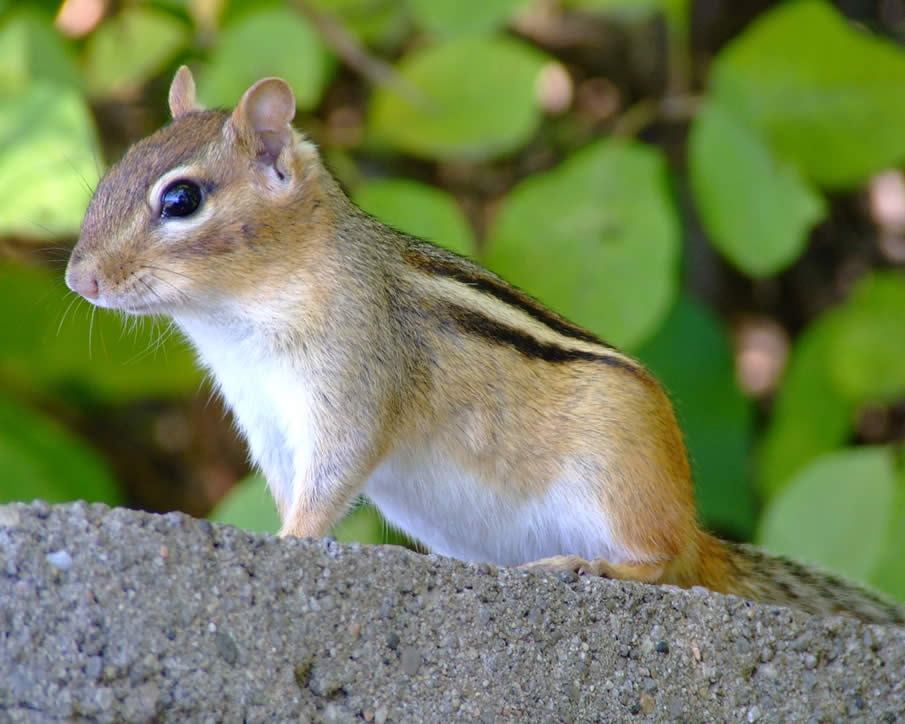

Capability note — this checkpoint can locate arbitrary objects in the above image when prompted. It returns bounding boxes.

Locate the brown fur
[66,67,905,626]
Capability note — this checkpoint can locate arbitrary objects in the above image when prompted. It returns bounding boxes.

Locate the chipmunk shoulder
[66,66,905,625]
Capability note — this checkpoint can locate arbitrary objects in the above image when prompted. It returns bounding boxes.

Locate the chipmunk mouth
[119,301,162,315]
[67,270,180,316]
[69,282,170,316]
[80,295,159,315]
[114,288,183,315]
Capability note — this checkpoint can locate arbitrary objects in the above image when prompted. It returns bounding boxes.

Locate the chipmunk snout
[66,258,100,300]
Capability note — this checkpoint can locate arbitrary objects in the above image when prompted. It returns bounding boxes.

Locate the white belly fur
[178,317,627,567]
[365,444,628,567]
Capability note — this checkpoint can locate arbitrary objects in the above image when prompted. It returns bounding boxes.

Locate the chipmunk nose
[66,264,100,300]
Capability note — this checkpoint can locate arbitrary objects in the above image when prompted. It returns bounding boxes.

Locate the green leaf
[0,8,82,92]
[757,446,895,584]
[0,82,101,238]
[688,101,825,276]
[485,139,680,349]
[208,474,279,534]
[756,311,853,498]
[829,271,905,404]
[368,35,548,161]
[408,0,530,36]
[199,7,334,111]
[353,178,475,256]
[712,0,905,188]
[209,473,388,544]
[868,463,905,601]
[0,391,121,506]
[636,296,755,538]
[84,6,189,96]
[0,263,202,403]
[329,501,388,544]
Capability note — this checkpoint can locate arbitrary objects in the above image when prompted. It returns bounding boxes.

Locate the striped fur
[65,67,905,626]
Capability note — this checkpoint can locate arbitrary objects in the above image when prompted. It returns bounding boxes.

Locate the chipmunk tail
[677,533,905,625]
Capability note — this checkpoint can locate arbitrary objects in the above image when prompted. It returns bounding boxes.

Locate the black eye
[160,180,202,218]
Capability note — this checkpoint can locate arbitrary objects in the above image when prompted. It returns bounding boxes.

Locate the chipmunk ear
[168,65,201,119]
[231,77,296,165]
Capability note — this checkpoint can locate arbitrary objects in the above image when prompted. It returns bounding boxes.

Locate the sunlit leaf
[84,6,189,96]
[0,8,81,92]
[207,474,279,534]
[868,463,905,601]
[637,296,755,538]
[758,446,895,584]
[0,391,121,506]
[712,0,905,187]
[354,178,476,256]
[689,101,825,276]
[209,473,388,544]
[369,35,547,161]
[830,271,905,404]
[485,139,680,348]
[199,7,333,111]
[0,82,101,238]
[756,311,853,499]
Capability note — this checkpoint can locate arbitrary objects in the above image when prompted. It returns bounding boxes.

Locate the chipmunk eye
[160,180,202,218]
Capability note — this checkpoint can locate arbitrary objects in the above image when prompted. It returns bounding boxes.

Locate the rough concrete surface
[0,502,903,723]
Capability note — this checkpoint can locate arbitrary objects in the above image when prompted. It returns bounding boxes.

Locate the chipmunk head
[66,66,325,317]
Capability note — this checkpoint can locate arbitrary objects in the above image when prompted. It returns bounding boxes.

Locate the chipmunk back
[66,67,905,625]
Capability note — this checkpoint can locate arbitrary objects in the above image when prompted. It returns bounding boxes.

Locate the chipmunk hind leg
[520,554,668,584]
[517,529,724,588]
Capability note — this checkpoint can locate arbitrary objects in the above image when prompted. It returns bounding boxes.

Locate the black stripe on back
[404,247,613,349]
[446,304,641,376]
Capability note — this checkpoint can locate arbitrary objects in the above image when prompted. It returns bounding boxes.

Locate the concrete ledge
[1,502,903,722]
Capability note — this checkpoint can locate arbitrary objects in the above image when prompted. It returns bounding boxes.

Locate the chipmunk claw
[519,555,616,578]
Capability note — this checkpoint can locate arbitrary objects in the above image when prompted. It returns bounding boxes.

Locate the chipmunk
[66,66,904,625]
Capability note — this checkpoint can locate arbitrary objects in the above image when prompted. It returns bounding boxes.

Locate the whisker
[140,274,174,305]
[88,305,96,359]
[144,264,197,284]
[154,324,178,360]
[143,269,194,307]
[18,245,73,266]
[122,277,173,363]
[144,274,181,296]
[92,149,102,188]
[127,280,170,361]
[34,280,65,306]
[148,322,175,357]
[123,314,180,367]
[27,220,59,238]
[57,293,82,336]
[117,309,130,339]
[63,151,95,198]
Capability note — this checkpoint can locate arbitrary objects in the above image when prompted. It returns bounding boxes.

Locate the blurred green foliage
[2,0,905,601]
[197,6,333,109]
[0,390,122,506]
[0,264,201,400]
[369,34,548,159]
